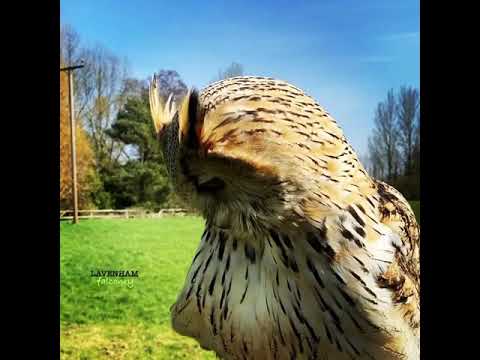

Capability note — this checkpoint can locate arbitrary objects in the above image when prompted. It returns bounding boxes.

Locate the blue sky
[60,0,419,156]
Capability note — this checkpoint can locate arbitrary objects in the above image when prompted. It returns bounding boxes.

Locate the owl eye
[196,176,225,193]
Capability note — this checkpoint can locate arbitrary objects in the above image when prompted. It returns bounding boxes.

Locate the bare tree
[358,152,370,172]
[214,62,244,82]
[411,112,420,175]
[154,70,188,104]
[81,45,129,165]
[60,24,90,121]
[368,89,400,182]
[367,135,384,180]
[60,24,80,67]
[119,78,148,101]
[397,86,420,175]
[367,86,420,197]
[60,24,130,166]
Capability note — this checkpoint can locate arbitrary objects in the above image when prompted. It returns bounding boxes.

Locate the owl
[149,75,420,360]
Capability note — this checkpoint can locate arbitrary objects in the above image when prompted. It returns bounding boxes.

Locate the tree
[214,62,244,82]
[120,78,148,101]
[397,86,420,175]
[60,64,98,210]
[367,135,385,180]
[154,70,188,104]
[60,24,80,68]
[60,24,130,167]
[103,70,192,210]
[107,90,162,163]
[404,113,420,199]
[412,119,420,174]
[367,87,420,200]
[97,160,170,210]
[368,89,400,182]
[79,45,130,167]
[104,87,170,210]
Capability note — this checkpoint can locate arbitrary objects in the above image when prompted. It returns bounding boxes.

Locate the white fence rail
[60,208,195,220]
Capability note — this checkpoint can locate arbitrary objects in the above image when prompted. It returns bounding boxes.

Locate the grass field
[61,204,420,359]
[61,217,217,359]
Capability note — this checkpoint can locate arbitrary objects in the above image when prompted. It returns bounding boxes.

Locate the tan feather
[148,74,176,136]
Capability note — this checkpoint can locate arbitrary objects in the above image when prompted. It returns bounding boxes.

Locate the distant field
[61,203,420,359]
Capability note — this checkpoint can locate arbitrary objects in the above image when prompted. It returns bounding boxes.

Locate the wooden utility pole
[60,61,84,224]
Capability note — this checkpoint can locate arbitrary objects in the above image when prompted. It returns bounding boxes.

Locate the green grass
[61,204,420,359]
[60,217,217,359]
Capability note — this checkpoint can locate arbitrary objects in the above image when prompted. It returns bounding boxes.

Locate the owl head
[149,75,369,233]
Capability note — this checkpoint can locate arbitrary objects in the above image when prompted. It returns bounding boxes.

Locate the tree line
[365,87,420,200]
[60,24,419,212]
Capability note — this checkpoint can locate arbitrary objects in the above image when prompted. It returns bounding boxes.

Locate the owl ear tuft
[149,74,177,136]
[179,88,203,149]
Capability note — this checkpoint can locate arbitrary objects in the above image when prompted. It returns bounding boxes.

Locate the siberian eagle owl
[149,75,420,360]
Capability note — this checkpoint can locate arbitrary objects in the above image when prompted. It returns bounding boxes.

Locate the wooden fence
[60,208,195,220]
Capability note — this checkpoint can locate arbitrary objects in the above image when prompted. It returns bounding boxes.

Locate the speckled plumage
[149,76,420,360]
